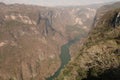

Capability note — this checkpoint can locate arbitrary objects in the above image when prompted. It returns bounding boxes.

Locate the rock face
[37,12,55,36]
[57,3,120,80]
[0,3,99,80]
[115,12,120,26]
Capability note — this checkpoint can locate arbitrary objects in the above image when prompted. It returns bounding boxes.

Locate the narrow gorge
[0,1,120,80]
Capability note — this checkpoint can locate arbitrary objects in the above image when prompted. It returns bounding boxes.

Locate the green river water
[46,37,80,80]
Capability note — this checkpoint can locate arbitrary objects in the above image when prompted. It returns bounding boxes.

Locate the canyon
[1,2,120,80]
[0,2,99,80]
[57,2,120,80]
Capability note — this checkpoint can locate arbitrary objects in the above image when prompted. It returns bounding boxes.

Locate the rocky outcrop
[115,12,120,26]
[37,12,55,36]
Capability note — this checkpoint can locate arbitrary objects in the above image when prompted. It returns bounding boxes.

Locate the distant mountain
[57,2,120,80]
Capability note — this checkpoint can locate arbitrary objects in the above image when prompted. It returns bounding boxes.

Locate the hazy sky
[0,0,120,6]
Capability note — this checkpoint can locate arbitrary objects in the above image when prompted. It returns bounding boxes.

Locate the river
[46,36,80,80]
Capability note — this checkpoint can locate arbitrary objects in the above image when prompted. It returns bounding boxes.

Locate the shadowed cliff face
[37,12,55,37]
[57,2,120,80]
[82,66,120,80]
[0,3,98,80]
[115,12,120,26]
